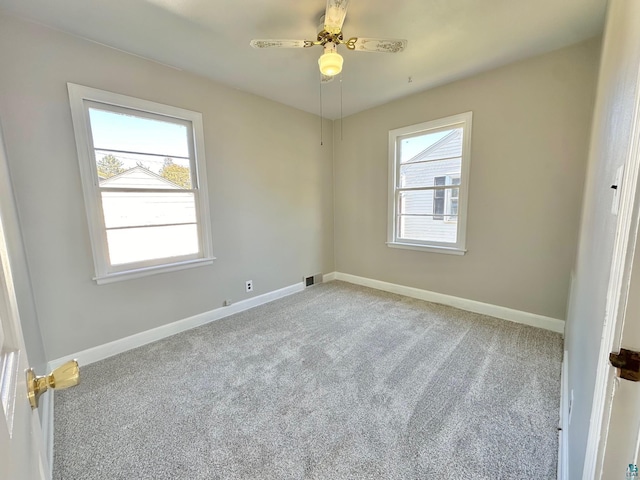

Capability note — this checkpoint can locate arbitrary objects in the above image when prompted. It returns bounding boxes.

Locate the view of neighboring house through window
[433,175,460,221]
[433,176,446,220]
[68,84,214,283]
[388,112,472,254]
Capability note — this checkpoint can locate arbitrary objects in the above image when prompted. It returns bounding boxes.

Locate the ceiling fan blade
[250,39,311,49]
[324,0,350,34]
[348,37,407,53]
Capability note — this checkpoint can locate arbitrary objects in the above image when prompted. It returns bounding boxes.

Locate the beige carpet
[54,281,562,479]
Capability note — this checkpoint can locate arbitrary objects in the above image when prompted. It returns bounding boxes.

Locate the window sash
[87,100,198,191]
[96,192,206,272]
[86,101,193,158]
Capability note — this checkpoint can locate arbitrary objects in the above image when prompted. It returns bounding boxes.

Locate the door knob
[26,360,80,409]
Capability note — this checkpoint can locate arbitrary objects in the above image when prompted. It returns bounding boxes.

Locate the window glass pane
[107,224,199,265]
[398,215,458,244]
[399,191,432,215]
[399,127,462,164]
[95,153,192,189]
[450,199,459,216]
[399,158,461,188]
[399,189,457,215]
[434,175,445,219]
[102,192,196,228]
[89,108,189,158]
[434,194,444,219]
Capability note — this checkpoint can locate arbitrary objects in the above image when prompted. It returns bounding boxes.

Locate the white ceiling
[0,0,607,119]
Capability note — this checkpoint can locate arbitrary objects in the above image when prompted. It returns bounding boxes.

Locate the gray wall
[0,13,601,363]
[333,39,600,320]
[0,14,334,360]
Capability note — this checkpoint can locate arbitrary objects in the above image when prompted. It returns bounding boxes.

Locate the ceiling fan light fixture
[318,42,343,76]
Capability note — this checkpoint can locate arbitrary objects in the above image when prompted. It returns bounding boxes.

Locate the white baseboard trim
[322,272,336,282]
[40,386,54,480]
[558,350,569,480]
[49,282,305,369]
[325,272,565,333]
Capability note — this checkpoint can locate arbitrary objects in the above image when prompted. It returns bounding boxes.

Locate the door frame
[582,56,640,479]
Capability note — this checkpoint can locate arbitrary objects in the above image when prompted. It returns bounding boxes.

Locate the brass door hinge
[610,349,640,381]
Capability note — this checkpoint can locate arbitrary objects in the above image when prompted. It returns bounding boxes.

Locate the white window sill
[94,257,216,285]
[386,242,466,255]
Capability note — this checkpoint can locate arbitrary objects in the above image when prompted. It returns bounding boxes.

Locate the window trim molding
[387,111,472,254]
[67,83,215,284]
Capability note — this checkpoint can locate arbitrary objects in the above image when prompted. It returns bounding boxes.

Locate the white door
[0,130,48,478]
[601,242,640,477]
[586,0,640,477]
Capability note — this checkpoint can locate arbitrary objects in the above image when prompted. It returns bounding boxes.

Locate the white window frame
[68,83,215,284]
[387,111,472,255]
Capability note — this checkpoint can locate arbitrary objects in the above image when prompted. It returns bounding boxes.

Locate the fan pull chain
[340,74,343,141]
[319,78,323,146]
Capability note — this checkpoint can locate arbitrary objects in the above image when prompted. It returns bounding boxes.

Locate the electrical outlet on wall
[245,280,253,293]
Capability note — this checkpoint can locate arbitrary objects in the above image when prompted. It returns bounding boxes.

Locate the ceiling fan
[250,0,407,81]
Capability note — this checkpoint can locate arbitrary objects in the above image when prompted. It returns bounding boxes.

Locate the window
[68,84,214,284]
[388,112,472,254]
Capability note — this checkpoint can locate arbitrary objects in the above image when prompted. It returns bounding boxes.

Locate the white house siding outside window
[68,84,214,284]
[388,112,472,255]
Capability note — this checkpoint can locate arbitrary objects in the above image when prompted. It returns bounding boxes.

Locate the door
[586,0,640,477]
[564,0,640,477]
[0,129,48,478]
[601,239,640,477]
